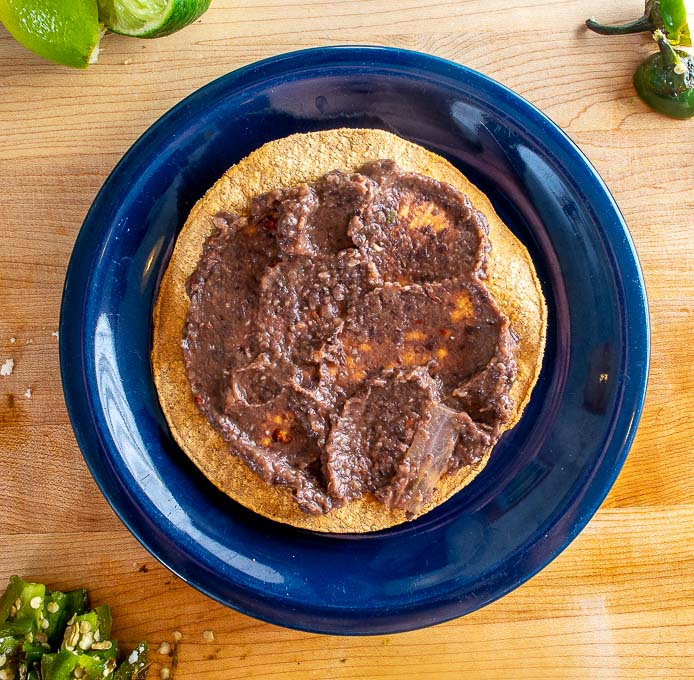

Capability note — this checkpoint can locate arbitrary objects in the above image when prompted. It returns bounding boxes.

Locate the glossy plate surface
[60,47,649,635]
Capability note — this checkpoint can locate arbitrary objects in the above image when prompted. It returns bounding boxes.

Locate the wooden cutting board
[0,1,692,677]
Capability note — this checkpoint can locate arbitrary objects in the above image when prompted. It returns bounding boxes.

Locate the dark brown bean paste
[183,161,518,515]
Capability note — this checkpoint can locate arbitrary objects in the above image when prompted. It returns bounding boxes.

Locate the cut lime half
[97,0,211,38]
[0,0,102,68]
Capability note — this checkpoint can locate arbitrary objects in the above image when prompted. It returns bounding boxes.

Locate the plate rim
[60,45,650,635]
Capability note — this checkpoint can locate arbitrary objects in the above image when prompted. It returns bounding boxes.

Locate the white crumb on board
[25,388,32,399]
[1,358,14,376]
[52,331,59,339]
[9,338,15,343]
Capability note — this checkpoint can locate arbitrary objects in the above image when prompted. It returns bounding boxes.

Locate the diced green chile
[62,611,101,652]
[22,640,49,667]
[94,605,112,640]
[0,577,25,623]
[77,652,118,679]
[42,650,118,680]
[44,589,88,649]
[0,636,21,674]
[1,577,145,680]
[13,582,45,627]
[41,649,79,679]
[0,577,45,629]
[113,642,148,680]
[0,636,21,655]
[0,617,33,638]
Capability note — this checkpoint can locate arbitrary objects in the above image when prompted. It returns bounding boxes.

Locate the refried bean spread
[182,160,518,515]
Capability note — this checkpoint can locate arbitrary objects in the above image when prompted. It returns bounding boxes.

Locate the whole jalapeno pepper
[634,29,694,117]
[587,0,691,46]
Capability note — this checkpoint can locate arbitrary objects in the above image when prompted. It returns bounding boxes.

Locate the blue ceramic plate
[60,47,649,635]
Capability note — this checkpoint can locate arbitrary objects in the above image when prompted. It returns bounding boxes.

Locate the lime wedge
[0,0,102,68]
[97,0,210,38]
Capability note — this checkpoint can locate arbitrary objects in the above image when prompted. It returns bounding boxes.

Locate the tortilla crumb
[0,359,14,376]
[24,388,32,399]
[52,331,59,340]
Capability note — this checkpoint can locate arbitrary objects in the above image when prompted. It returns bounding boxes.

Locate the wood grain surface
[1,1,693,677]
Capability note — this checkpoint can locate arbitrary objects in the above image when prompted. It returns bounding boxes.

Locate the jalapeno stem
[586,0,691,45]
[654,28,687,73]
[586,15,653,35]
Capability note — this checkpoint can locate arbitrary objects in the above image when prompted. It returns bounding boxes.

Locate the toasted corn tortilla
[152,128,547,533]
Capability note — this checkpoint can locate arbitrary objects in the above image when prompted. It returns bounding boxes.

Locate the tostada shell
[152,128,547,533]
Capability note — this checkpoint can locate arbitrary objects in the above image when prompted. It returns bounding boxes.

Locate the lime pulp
[97,0,211,38]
